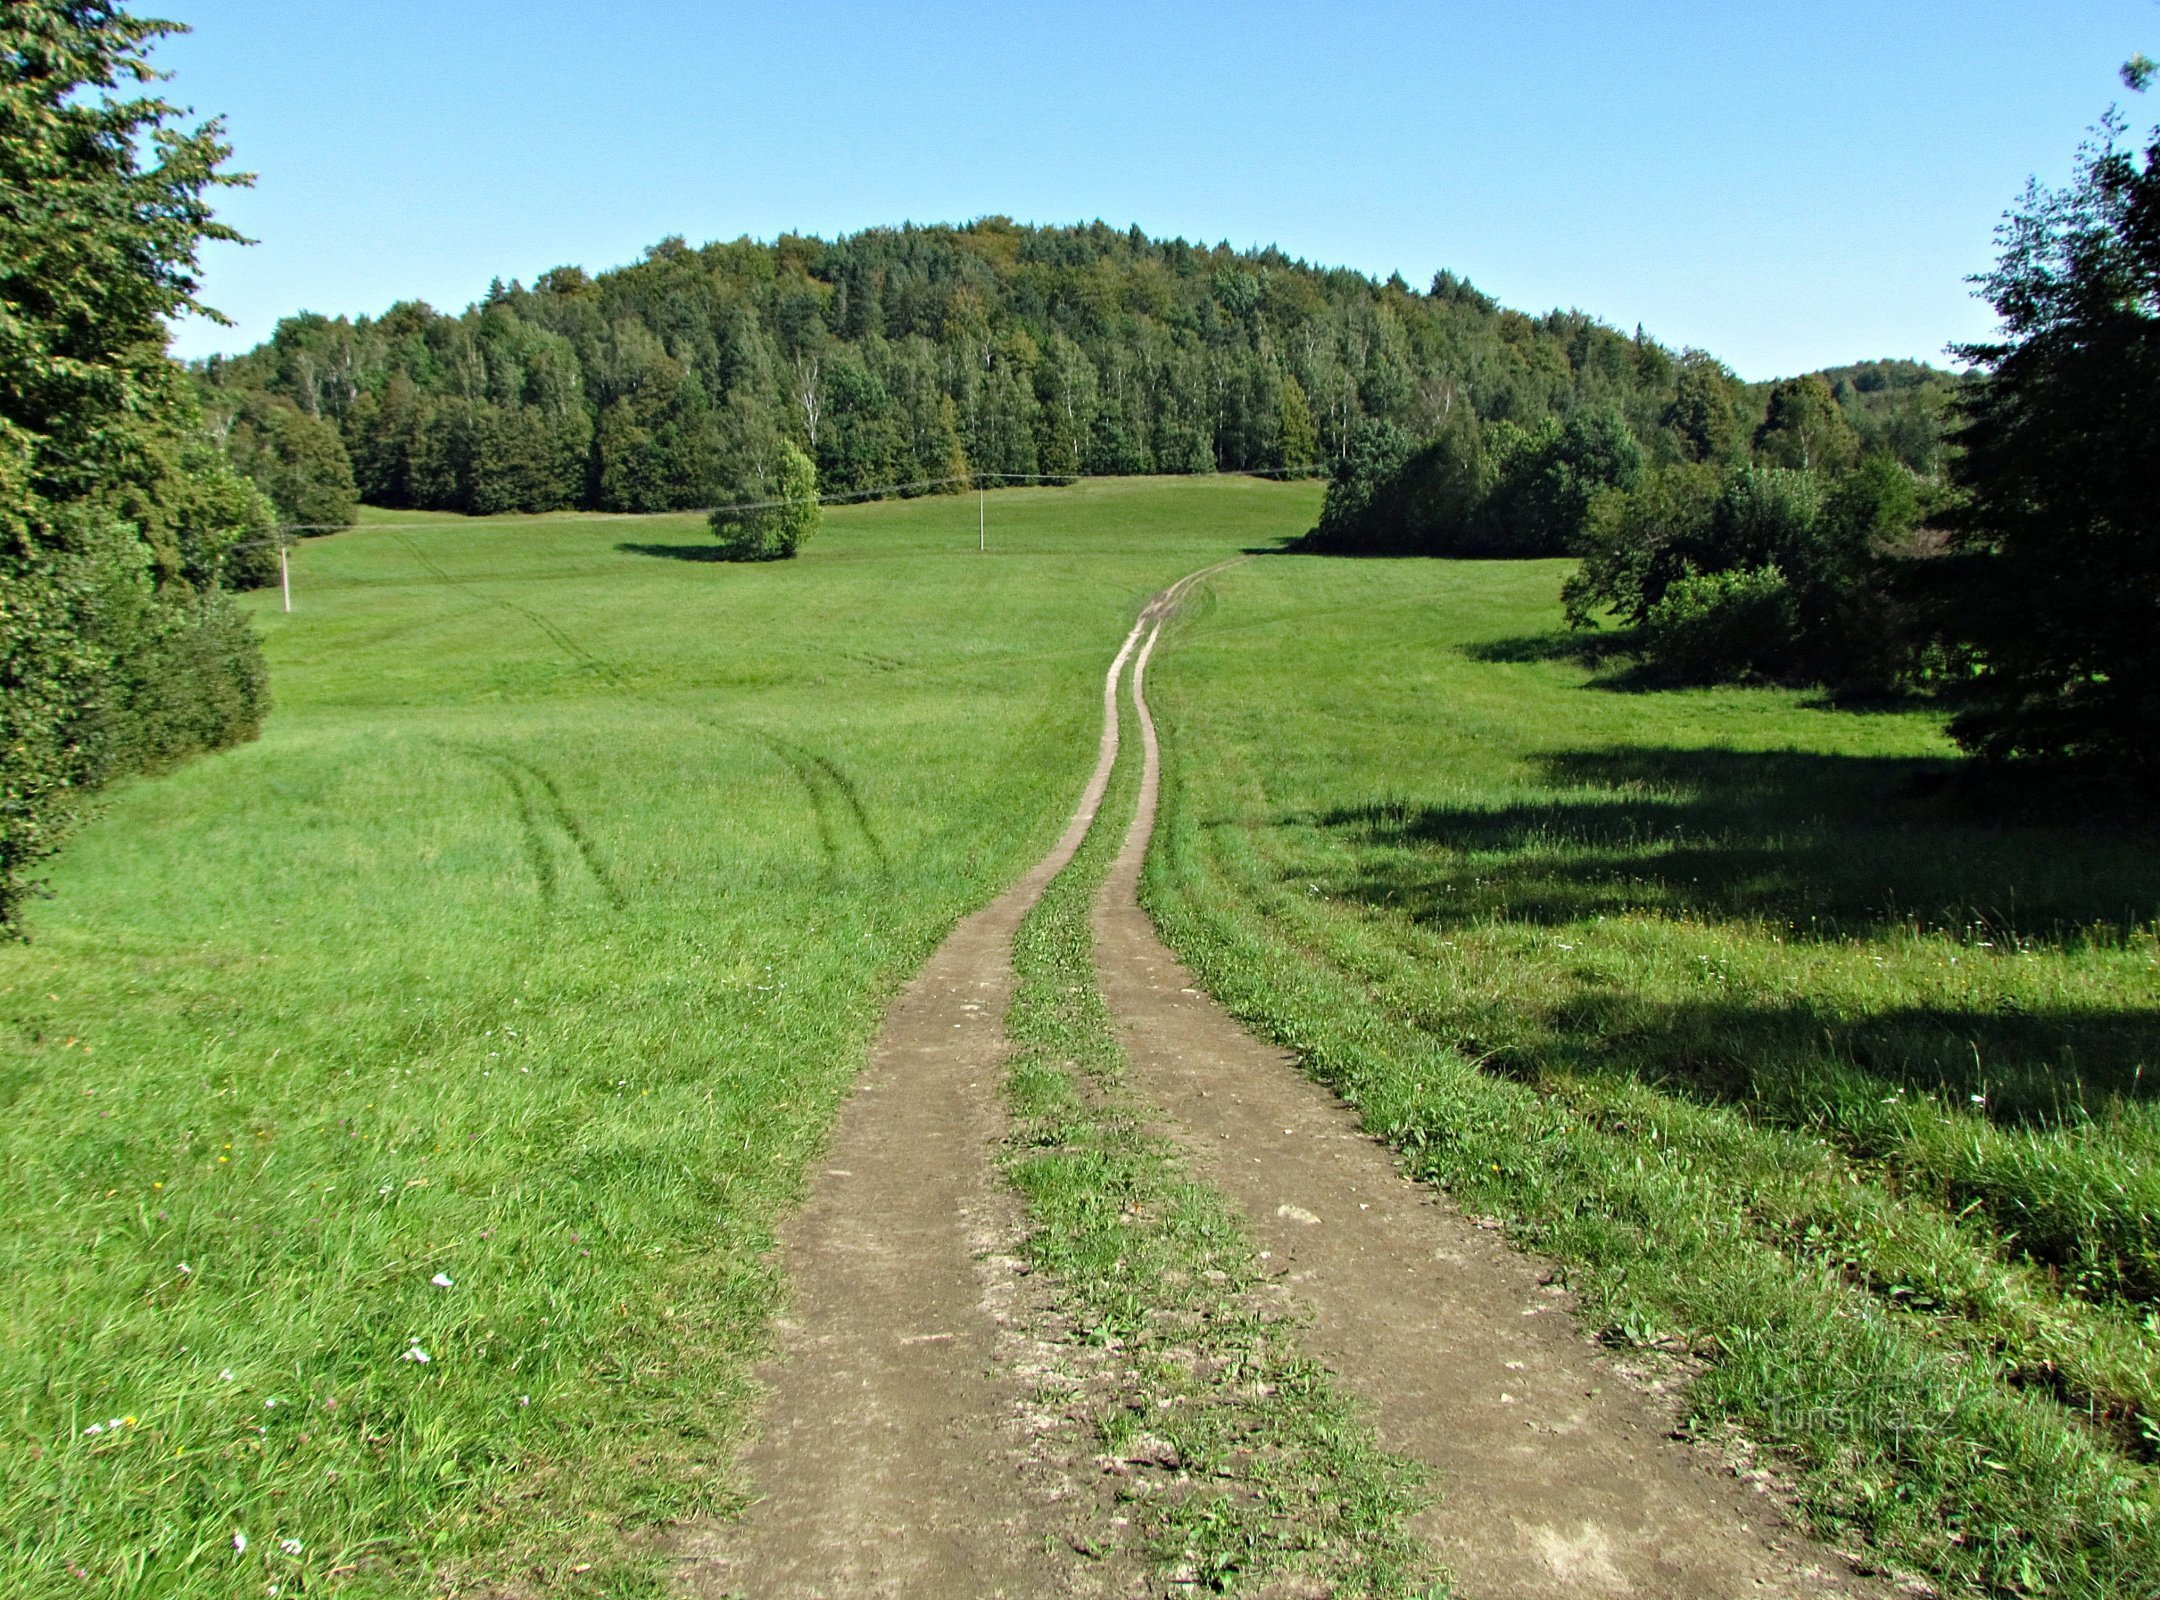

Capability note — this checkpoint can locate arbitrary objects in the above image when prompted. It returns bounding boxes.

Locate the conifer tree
[1940,110,2160,778]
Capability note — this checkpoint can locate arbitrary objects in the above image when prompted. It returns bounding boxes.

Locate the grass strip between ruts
[999,677,1442,1598]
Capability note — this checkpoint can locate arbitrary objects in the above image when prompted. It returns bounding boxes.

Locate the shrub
[1636,565,1799,683]
[1469,409,1644,557]
[1307,420,1417,551]
[0,4,268,931]
[1569,456,1927,691]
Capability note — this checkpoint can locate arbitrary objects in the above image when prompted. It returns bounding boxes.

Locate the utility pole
[279,540,292,613]
[979,486,985,553]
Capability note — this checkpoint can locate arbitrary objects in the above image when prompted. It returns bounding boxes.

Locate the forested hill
[198,219,1957,521]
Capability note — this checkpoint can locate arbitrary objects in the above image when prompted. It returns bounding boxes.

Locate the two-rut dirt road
[678,566,1890,1600]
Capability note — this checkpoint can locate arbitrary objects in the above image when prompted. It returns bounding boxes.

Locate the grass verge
[1000,657,1440,1597]
[1141,555,2159,1600]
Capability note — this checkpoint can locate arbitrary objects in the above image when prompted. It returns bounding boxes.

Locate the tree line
[1305,84,2156,787]
[195,223,1849,530]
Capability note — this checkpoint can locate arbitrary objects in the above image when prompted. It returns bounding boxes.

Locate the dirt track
[675,599,1167,1600]
[680,567,1893,1598]
[1096,605,1894,1599]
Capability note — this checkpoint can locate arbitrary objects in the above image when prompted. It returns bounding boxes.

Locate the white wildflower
[279,1538,303,1555]
[233,1531,247,1553]
[400,1343,430,1364]
[430,1272,454,1288]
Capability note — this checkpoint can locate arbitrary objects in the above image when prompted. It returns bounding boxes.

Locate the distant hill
[198,220,1957,521]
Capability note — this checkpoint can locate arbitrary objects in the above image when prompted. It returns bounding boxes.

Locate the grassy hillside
[0,477,1315,1598]
[1143,556,2160,1599]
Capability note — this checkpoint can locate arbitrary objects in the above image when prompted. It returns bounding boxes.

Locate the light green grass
[0,478,1316,1598]
[1143,555,2160,1599]
[1001,667,1438,1597]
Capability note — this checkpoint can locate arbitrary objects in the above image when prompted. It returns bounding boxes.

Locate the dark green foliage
[220,391,358,529]
[1636,565,1798,681]
[1754,375,1861,474]
[1276,374,1319,473]
[1814,359,1965,476]
[709,438,818,560]
[1307,405,1642,557]
[1,3,268,931]
[202,221,1755,519]
[1563,461,1723,627]
[1309,419,1417,550]
[1475,408,1644,556]
[1567,456,1924,688]
[1665,351,1750,465]
[1936,114,2160,781]
[97,579,268,776]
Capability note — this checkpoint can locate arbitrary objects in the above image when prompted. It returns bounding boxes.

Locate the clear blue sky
[157,1,2155,381]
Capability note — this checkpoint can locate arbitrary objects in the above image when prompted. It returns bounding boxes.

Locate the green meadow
[0,478,1311,1598]
[10,479,2158,1600]
[1144,554,2160,1598]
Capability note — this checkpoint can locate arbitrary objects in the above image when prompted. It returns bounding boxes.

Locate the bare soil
[680,568,1906,1599]
[1091,604,1902,1599]
[674,609,1162,1600]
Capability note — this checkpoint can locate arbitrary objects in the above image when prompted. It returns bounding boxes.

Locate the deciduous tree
[2,2,268,930]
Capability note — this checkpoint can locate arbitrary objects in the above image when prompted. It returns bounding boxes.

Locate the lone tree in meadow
[709,439,819,561]
[1939,101,2160,781]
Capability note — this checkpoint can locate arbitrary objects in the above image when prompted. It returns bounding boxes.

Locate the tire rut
[673,588,1172,1600]
[1094,579,1902,1599]
[397,529,884,889]
[451,743,627,910]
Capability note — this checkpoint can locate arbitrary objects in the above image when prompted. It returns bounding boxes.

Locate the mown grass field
[0,477,1313,1598]
[1144,555,2160,1599]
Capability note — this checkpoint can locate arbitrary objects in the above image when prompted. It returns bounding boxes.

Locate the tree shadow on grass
[1306,745,2160,1128]
[1459,630,1636,668]
[1311,745,2160,951]
[1460,630,1800,693]
[1527,993,2160,1311]
[1534,991,2160,1122]
[616,541,729,562]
